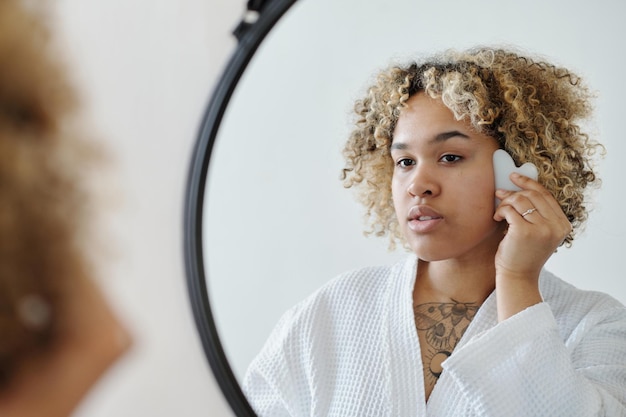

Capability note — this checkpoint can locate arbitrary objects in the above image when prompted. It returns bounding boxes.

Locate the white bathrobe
[243,255,626,416]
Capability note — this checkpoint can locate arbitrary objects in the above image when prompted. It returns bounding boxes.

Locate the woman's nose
[407,165,439,198]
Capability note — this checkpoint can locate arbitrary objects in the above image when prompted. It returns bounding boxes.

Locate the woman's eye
[440,154,462,163]
[396,158,415,168]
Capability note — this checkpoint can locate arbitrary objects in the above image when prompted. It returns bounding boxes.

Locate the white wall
[52,1,240,416]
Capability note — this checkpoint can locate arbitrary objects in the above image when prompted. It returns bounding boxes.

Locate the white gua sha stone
[493,149,538,206]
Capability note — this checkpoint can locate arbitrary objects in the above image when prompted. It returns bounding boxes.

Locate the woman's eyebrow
[390,130,470,150]
[390,142,408,150]
[431,130,470,143]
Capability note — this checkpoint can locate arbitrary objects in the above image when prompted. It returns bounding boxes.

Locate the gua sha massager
[493,149,538,204]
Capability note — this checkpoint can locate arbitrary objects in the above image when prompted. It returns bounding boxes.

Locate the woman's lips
[407,205,443,233]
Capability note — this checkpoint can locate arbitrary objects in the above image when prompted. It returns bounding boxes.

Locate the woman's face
[391,92,505,264]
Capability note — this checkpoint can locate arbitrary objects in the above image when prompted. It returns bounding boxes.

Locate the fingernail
[511,172,521,179]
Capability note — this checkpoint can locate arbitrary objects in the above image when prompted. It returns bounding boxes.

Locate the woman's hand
[492,172,572,321]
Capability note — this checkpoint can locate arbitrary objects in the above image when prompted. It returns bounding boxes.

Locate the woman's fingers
[493,173,572,277]
[510,173,566,219]
[495,174,570,239]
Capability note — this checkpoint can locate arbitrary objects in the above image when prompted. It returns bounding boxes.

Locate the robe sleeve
[443,302,626,416]
[242,362,294,417]
[241,305,312,417]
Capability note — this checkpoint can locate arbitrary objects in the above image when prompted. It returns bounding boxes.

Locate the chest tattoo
[413,300,479,386]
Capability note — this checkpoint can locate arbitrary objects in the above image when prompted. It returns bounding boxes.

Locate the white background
[49,0,626,416]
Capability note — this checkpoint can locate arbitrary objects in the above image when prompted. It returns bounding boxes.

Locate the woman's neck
[413,257,496,305]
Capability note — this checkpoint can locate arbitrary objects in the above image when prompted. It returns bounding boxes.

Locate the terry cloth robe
[243,255,626,416]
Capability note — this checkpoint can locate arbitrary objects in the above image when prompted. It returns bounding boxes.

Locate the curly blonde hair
[0,0,98,387]
[341,47,601,248]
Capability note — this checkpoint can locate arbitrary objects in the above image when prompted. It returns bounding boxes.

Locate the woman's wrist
[495,271,542,322]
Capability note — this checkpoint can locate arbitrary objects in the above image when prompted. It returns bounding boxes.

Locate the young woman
[243,47,626,416]
[0,1,130,416]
